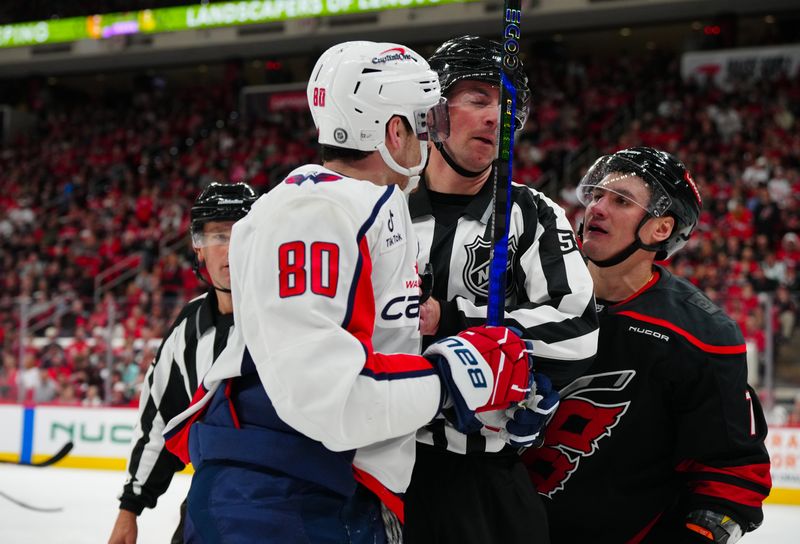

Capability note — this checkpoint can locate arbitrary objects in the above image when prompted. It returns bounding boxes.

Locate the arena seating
[1,46,798,406]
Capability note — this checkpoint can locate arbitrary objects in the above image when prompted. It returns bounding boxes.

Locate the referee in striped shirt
[404,37,599,544]
[108,182,256,544]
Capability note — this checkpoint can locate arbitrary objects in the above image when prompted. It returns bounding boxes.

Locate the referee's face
[444,80,500,173]
[196,221,235,291]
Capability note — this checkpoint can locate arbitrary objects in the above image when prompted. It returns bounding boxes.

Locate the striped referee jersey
[410,176,599,454]
[118,290,234,514]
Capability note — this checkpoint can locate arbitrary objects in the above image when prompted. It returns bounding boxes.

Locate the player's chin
[581,241,614,263]
[464,155,493,173]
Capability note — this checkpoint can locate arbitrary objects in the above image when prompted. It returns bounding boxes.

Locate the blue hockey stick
[487,0,521,325]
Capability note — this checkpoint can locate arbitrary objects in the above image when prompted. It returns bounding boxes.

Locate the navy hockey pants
[183,461,386,544]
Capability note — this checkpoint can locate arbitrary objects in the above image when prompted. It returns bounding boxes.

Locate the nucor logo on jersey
[628,326,670,342]
[372,47,417,64]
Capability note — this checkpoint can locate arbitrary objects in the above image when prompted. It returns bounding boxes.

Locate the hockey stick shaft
[0,441,73,467]
[0,490,64,512]
[487,0,522,326]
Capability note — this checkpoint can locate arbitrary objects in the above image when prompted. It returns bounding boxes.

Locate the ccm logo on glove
[437,336,488,389]
[424,326,532,434]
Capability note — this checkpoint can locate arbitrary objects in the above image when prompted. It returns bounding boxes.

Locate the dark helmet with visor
[190,182,258,248]
[576,147,702,264]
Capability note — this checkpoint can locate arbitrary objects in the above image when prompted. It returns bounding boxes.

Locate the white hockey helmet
[307,41,449,177]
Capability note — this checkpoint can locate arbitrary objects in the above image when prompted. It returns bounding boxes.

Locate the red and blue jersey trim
[164,384,212,464]
[341,185,435,382]
[353,466,405,523]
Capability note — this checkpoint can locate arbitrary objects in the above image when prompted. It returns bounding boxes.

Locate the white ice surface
[0,465,796,543]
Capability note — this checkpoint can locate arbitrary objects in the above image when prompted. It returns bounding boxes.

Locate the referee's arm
[117,303,199,514]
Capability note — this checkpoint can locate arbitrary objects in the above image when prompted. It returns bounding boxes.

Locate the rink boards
[0,403,797,504]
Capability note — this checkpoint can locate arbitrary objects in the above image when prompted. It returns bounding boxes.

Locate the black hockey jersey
[523,266,771,543]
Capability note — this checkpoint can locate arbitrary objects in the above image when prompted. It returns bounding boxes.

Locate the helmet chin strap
[578,216,664,268]
[192,256,232,294]
[378,141,427,178]
[403,175,420,196]
[434,141,487,178]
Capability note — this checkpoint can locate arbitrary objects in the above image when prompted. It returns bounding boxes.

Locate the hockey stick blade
[487,0,522,326]
[0,490,64,513]
[0,441,73,468]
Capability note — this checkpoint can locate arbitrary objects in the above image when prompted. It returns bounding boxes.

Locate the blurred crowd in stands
[2,42,800,423]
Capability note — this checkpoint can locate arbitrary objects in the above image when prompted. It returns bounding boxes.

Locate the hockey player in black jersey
[523,147,771,543]
[404,36,598,544]
[108,182,256,544]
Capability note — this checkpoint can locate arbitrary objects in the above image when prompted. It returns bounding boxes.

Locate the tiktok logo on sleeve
[381,208,405,254]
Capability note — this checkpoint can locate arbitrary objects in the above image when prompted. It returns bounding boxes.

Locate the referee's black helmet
[190,182,257,236]
[427,35,531,130]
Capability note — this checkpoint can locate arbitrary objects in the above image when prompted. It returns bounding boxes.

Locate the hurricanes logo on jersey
[462,235,517,298]
[524,370,635,498]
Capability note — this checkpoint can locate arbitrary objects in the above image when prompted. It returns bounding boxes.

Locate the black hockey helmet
[428,35,531,129]
[577,147,702,263]
[189,182,257,293]
[190,182,258,237]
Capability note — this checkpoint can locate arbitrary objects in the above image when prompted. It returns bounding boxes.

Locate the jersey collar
[409,168,496,223]
[600,267,662,309]
[197,289,233,335]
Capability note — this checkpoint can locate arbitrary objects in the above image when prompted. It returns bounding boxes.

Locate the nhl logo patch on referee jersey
[462,235,517,297]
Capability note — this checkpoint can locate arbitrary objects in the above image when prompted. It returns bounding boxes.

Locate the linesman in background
[406,35,599,544]
[108,182,257,544]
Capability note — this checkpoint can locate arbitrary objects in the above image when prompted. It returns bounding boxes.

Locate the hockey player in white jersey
[164,41,535,543]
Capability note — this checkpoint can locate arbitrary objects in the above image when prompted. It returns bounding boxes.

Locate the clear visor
[414,97,450,143]
[576,156,673,218]
[191,231,231,248]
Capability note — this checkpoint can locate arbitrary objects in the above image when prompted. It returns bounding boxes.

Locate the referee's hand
[420,297,441,335]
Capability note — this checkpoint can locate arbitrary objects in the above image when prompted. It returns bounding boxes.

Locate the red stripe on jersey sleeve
[363,352,436,378]
[353,466,405,523]
[347,237,434,380]
[690,479,769,508]
[617,311,746,354]
[675,459,772,494]
[164,386,211,464]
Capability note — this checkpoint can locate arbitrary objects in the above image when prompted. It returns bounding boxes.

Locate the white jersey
[213,164,440,498]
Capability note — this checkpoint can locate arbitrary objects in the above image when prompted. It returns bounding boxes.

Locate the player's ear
[384,115,409,151]
[194,246,205,263]
[648,216,674,244]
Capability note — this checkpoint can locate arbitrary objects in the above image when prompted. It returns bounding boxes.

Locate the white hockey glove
[423,325,532,434]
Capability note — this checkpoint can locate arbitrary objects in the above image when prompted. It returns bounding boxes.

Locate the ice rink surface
[0,465,796,543]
